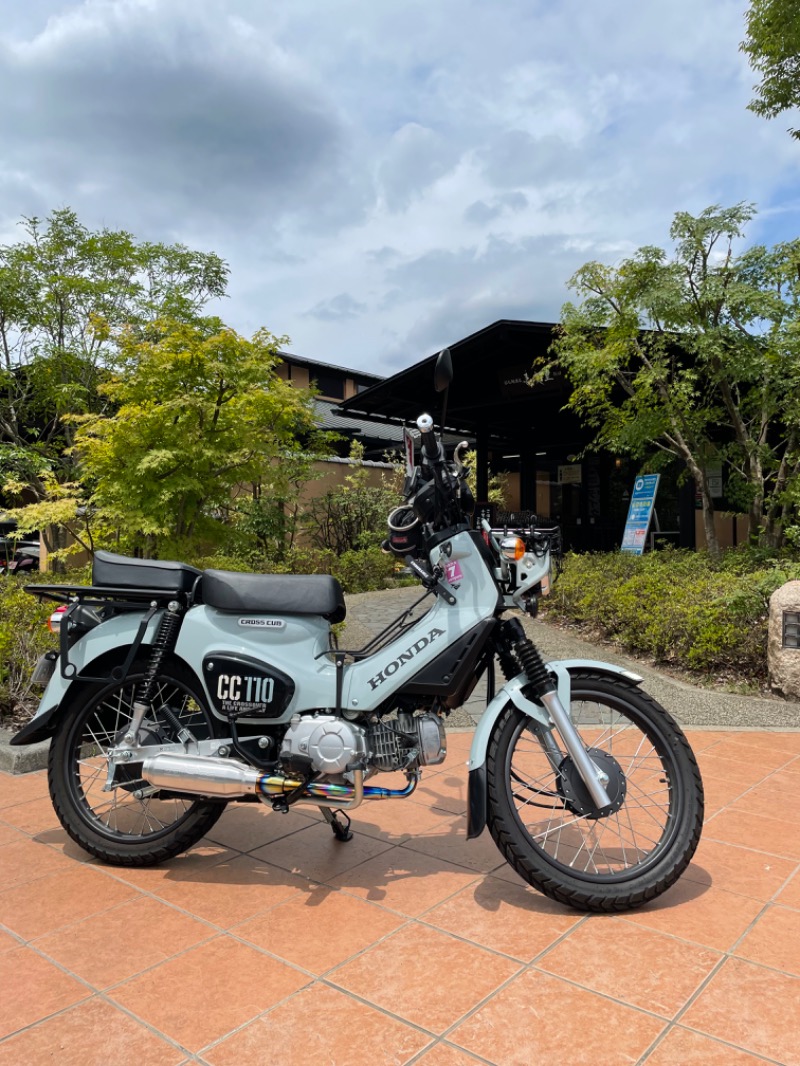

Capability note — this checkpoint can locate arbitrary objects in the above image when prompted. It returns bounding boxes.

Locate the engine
[279,712,446,776]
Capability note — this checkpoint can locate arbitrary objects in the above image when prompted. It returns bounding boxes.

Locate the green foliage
[544,548,800,680]
[305,441,400,553]
[549,204,800,556]
[0,579,57,726]
[0,208,228,504]
[741,0,800,139]
[72,318,317,554]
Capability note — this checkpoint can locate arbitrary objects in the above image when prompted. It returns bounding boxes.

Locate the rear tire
[48,660,226,866]
[486,673,703,912]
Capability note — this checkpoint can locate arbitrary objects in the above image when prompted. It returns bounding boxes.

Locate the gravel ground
[343,586,800,730]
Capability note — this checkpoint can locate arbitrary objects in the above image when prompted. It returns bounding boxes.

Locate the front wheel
[48,660,226,866]
[486,673,703,912]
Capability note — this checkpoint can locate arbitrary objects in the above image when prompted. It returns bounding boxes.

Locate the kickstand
[320,807,353,842]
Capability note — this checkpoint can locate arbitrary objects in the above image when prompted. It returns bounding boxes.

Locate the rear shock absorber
[126,601,184,744]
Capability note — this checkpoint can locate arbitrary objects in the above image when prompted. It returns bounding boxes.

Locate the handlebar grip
[416,414,440,461]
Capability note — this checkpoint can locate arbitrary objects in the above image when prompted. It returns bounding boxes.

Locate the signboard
[558,464,582,485]
[621,474,660,555]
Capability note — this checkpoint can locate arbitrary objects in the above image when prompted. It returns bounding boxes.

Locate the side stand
[320,807,353,842]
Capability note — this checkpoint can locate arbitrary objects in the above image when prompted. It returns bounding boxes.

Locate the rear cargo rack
[25,585,194,685]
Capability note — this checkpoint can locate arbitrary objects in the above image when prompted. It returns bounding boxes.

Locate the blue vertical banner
[621,474,660,555]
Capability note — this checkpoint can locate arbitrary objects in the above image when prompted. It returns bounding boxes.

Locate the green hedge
[543,548,800,680]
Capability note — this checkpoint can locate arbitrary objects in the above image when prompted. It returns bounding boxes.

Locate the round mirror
[434,348,453,393]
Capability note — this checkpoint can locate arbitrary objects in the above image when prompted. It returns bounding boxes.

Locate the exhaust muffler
[141,752,364,809]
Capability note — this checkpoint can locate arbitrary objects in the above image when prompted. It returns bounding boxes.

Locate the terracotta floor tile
[683,730,743,752]
[249,821,395,884]
[328,846,479,917]
[711,730,800,756]
[734,903,800,976]
[700,773,755,817]
[621,877,764,951]
[775,870,800,909]
[682,838,798,901]
[705,808,800,859]
[411,769,469,815]
[0,864,140,940]
[331,923,520,1034]
[0,929,19,954]
[730,780,800,821]
[0,946,88,1038]
[643,1025,774,1064]
[0,823,23,846]
[538,918,721,1018]
[35,896,216,988]
[26,825,101,863]
[0,834,75,891]
[204,804,316,852]
[400,814,506,874]
[0,997,184,1066]
[143,853,310,928]
[203,982,429,1065]
[107,842,235,891]
[423,874,583,961]
[233,884,404,974]
[349,796,454,843]
[681,957,800,1065]
[413,1044,485,1066]
[450,968,665,1066]
[110,935,310,1052]
[0,795,62,835]
[703,736,798,770]
[696,754,776,790]
[0,770,48,809]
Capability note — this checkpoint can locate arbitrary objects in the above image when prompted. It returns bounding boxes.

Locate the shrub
[0,578,58,726]
[543,547,800,680]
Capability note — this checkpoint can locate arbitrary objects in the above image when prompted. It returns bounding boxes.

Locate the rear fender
[466,658,643,839]
[10,613,162,747]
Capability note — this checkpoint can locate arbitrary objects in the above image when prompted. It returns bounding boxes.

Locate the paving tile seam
[701,826,800,862]
[405,1038,497,1066]
[634,1023,783,1066]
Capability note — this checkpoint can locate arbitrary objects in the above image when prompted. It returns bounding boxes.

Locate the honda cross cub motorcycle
[13,352,703,912]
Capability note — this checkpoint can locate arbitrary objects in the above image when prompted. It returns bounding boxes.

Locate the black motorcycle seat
[92,551,202,594]
[202,570,347,623]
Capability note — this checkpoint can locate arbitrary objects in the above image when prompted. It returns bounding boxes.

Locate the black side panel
[398,618,496,707]
[202,652,295,719]
[467,766,487,839]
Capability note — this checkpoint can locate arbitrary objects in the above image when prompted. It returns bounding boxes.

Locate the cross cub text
[13,350,703,912]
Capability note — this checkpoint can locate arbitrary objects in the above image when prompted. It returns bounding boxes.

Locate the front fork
[466,621,613,838]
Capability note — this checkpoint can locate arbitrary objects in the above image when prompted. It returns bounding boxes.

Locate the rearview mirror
[434,348,453,392]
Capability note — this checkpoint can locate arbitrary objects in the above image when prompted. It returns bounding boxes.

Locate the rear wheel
[486,673,703,912]
[48,661,226,866]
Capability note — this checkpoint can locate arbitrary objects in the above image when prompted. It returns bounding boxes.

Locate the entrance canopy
[337,320,584,454]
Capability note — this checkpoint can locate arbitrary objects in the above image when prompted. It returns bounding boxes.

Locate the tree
[547,204,800,559]
[71,318,317,556]
[741,0,800,140]
[0,208,228,505]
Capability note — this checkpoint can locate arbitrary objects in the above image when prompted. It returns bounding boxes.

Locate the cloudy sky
[1,0,799,374]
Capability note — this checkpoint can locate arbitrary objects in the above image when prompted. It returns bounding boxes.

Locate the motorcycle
[12,351,703,912]
[0,540,40,577]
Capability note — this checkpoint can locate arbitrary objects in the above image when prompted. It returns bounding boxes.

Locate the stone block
[767,580,800,698]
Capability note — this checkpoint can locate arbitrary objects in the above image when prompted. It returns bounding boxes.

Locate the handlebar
[416,414,441,462]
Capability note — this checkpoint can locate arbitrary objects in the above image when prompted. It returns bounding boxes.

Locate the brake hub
[557,747,626,818]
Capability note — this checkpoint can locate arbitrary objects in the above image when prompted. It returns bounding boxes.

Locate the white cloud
[0,0,799,373]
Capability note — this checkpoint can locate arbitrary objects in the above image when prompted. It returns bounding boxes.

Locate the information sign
[620,474,660,555]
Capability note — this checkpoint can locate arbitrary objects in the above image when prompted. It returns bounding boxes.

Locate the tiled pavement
[1,728,800,1065]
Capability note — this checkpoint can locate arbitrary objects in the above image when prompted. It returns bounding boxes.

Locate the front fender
[11,613,162,747]
[465,658,643,838]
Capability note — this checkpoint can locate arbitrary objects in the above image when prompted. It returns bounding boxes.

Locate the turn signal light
[47,605,68,634]
[500,536,526,561]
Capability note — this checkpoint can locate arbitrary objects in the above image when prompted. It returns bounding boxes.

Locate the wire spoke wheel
[486,672,703,912]
[49,661,226,866]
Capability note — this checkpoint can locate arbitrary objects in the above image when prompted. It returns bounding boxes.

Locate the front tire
[48,660,226,866]
[486,673,703,912]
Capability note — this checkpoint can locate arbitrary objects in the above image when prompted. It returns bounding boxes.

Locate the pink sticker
[445,560,464,584]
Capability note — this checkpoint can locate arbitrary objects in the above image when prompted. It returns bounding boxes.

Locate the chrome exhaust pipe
[141,752,364,810]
